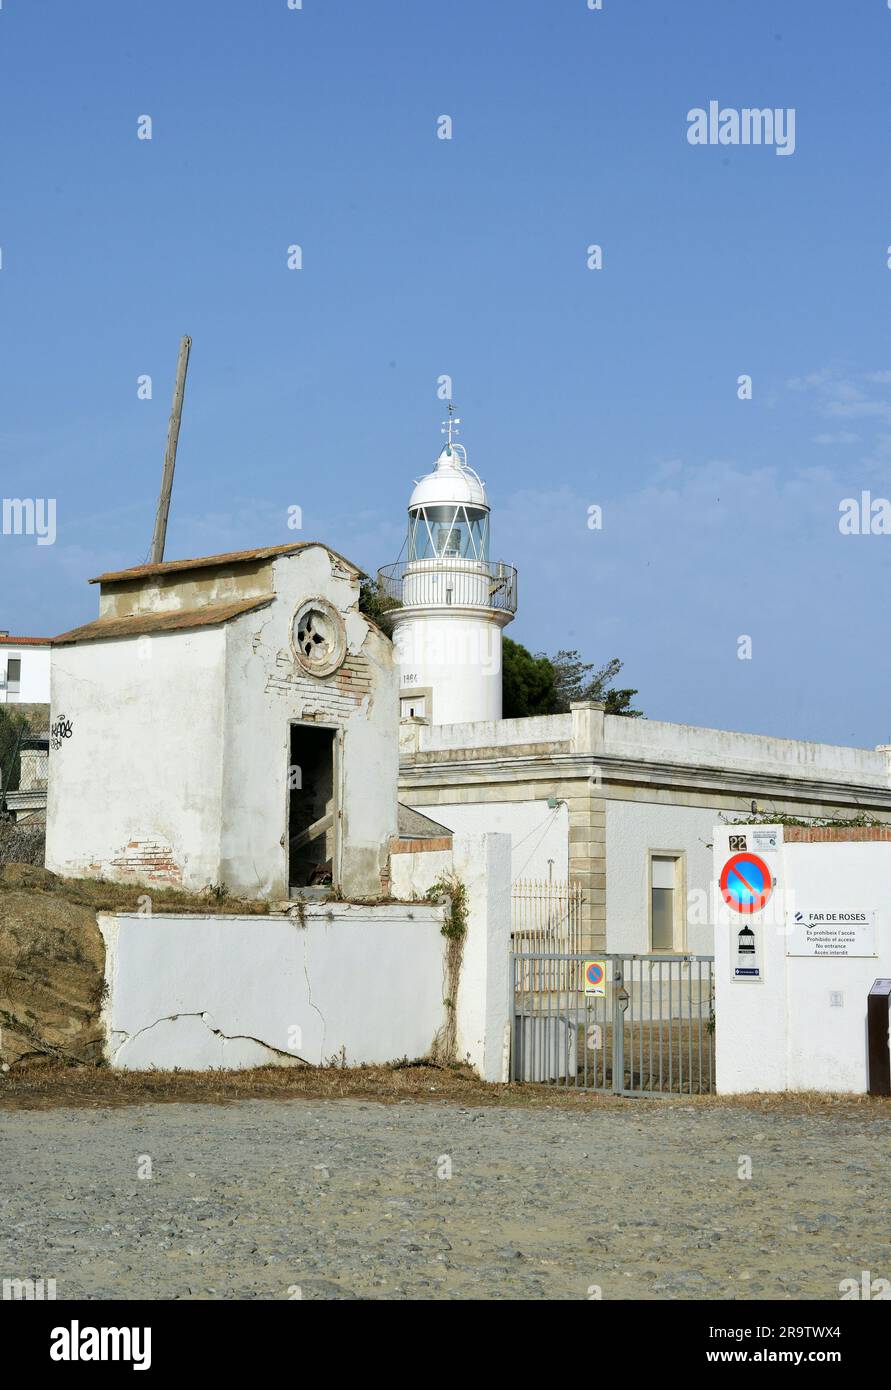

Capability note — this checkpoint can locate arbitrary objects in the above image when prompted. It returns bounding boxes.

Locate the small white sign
[787,909,877,958]
[751,828,780,854]
[732,921,762,981]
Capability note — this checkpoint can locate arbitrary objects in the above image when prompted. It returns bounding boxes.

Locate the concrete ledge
[390,835,452,854]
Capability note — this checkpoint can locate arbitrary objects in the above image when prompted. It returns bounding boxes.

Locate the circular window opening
[291,599,346,678]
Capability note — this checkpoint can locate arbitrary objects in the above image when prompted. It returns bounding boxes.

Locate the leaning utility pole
[149,334,192,564]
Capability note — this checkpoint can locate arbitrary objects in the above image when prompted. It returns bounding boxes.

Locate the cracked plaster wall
[220,546,399,899]
[46,545,399,899]
[97,905,446,1071]
[46,626,226,887]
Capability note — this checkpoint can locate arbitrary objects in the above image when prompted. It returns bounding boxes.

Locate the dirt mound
[0,822,47,868]
[0,862,275,1069]
[0,862,58,890]
[0,869,105,1067]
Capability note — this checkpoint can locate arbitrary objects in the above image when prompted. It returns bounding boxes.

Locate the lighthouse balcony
[376,559,517,615]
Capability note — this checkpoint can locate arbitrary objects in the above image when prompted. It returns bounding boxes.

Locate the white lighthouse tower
[377,409,517,725]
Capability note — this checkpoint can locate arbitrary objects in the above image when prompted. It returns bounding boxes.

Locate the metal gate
[511,952,715,1095]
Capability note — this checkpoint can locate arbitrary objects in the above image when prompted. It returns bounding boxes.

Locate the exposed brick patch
[390,836,453,854]
[783,826,891,842]
[108,838,182,885]
[266,650,372,718]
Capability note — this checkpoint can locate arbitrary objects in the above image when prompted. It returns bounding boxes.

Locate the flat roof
[89,541,364,586]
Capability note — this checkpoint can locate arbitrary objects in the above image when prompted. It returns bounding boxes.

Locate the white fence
[511,878,585,992]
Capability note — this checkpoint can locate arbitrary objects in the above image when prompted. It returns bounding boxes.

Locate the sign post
[719,849,775,982]
[867,979,891,1096]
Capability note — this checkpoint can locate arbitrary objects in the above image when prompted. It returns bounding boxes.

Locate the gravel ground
[1,1097,888,1300]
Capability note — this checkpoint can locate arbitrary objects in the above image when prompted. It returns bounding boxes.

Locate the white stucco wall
[714,826,891,1094]
[389,848,452,899]
[219,546,398,898]
[98,904,446,1070]
[406,712,572,753]
[415,799,568,883]
[386,832,513,1082]
[604,716,890,789]
[46,545,398,899]
[46,627,227,888]
[393,612,505,725]
[0,642,51,703]
[452,833,512,1082]
[606,799,721,955]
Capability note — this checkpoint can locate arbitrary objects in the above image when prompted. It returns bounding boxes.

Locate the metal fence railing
[377,559,518,614]
[1,734,49,827]
[511,879,586,993]
[512,952,715,1096]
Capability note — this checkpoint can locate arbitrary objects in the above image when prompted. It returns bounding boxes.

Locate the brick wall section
[783,826,891,842]
[335,656,372,700]
[266,652,372,718]
[107,839,182,885]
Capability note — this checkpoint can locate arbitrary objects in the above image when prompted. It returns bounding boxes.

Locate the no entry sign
[720,852,774,915]
[584,960,606,996]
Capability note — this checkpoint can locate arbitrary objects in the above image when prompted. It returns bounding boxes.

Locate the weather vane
[440,402,461,446]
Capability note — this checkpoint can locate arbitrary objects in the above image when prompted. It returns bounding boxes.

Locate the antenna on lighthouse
[440,402,461,448]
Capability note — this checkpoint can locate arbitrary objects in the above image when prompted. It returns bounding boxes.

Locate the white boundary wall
[452,833,512,1082]
[390,831,512,1081]
[98,904,446,1070]
[419,799,568,883]
[97,831,512,1081]
[714,825,891,1093]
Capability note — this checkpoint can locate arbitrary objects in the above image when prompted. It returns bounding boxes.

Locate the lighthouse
[377,409,517,725]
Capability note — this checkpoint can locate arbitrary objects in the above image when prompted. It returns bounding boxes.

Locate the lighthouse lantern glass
[408,506,489,562]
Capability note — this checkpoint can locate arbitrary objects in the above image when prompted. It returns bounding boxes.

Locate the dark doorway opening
[288,724,337,893]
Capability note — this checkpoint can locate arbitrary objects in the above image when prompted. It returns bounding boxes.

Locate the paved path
[1,1099,887,1300]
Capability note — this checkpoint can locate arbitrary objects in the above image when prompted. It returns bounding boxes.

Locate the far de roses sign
[787,909,877,958]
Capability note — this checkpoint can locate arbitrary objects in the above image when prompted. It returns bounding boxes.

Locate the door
[287,723,338,893]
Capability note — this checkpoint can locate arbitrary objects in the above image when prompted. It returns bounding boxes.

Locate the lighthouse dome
[375,409,517,724]
[408,444,489,512]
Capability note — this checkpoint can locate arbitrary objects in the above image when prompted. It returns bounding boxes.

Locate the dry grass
[2,1060,890,1118]
[0,821,45,867]
[0,864,271,916]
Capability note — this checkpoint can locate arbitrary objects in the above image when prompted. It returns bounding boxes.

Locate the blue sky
[2,0,891,747]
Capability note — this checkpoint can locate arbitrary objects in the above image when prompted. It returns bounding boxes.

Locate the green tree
[550,650,644,718]
[501,638,560,718]
[502,641,643,719]
[358,577,402,638]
